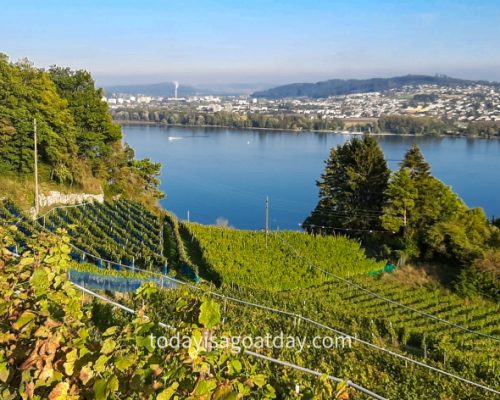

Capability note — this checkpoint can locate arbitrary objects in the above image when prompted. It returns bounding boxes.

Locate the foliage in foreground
[0,228,282,399]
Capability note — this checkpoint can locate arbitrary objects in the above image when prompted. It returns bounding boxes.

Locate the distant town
[104,83,500,125]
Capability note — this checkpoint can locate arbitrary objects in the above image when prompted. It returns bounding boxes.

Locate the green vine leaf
[198,299,221,328]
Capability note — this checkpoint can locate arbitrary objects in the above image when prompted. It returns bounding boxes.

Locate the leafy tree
[0,54,77,178]
[377,115,455,136]
[48,66,122,162]
[0,54,164,202]
[130,159,163,199]
[382,145,497,264]
[455,250,500,300]
[304,136,390,232]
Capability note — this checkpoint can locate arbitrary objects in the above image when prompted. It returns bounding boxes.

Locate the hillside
[0,54,163,206]
[0,225,287,399]
[1,53,499,399]
[252,74,499,99]
[1,200,499,399]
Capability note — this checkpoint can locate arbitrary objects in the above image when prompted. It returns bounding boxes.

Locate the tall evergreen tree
[304,136,390,233]
[381,168,417,237]
[400,144,430,179]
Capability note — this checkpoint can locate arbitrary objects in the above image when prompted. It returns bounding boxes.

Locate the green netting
[368,263,396,277]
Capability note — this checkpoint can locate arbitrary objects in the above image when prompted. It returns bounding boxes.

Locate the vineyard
[42,200,166,270]
[0,199,37,254]
[181,221,500,397]
[1,198,499,398]
[183,223,383,290]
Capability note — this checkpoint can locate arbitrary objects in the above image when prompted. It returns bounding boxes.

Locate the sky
[1,0,500,86]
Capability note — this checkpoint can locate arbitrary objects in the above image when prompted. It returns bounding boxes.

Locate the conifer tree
[400,144,430,179]
[304,136,390,233]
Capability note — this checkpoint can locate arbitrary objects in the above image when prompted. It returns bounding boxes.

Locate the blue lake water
[123,125,500,230]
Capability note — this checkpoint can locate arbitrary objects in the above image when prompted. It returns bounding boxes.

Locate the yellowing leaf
[157,382,179,400]
[94,355,108,373]
[102,326,118,337]
[0,362,9,383]
[194,379,217,396]
[249,374,266,388]
[107,375,119,393]
[115,354,136,372]
[79,365,94,385]
[13,311,36,330]
[100,338,116,355]
[20,257,35,266]
[188,330,204,359]
[48,381,69,400]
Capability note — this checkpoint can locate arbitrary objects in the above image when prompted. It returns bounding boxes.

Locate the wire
[14,203,500,395]
[300,223,391,233]
[71,282,387,400]
[35,201,95,221]
[274,233,500,343]
[65,251,500,396]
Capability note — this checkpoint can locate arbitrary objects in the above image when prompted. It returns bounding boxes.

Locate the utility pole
[265,196,269,234]
[34,118,39,218]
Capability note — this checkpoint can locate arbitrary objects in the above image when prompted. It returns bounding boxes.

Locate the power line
[54,246,500,396]
[19,201,500,347]
[34,202,500,342]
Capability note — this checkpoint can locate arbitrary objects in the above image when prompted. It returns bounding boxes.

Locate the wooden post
[34,119,40,218]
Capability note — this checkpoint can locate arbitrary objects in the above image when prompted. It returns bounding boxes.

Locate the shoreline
[114,120,500,139]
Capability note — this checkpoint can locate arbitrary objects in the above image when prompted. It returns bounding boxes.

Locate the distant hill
[104,82,197,97]
[252,74,499,99]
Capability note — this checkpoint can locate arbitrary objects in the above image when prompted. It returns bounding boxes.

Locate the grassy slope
[0,172,103,211]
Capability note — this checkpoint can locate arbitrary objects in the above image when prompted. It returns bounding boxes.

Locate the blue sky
[1,0,499,85]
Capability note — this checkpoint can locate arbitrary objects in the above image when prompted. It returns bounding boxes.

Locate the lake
[123,125,500,230]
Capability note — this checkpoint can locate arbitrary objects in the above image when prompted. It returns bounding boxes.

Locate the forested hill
[0,54,163,204]
[252,74,498,99]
